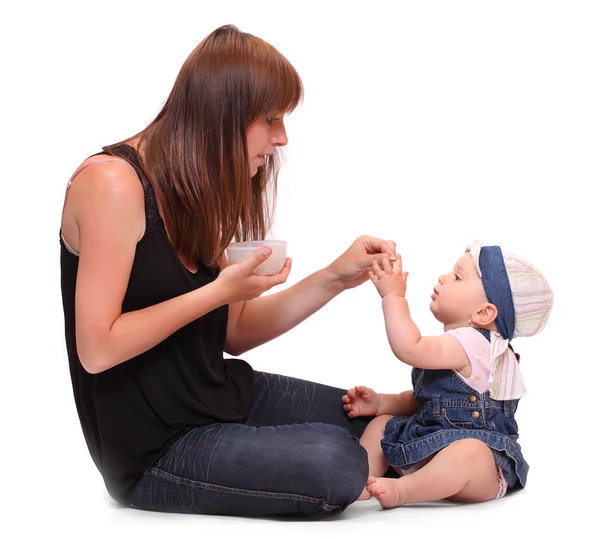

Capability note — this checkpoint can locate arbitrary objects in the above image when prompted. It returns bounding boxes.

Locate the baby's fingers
[393,254,403,275]
[381,256,393,274]
[342,403,356,417]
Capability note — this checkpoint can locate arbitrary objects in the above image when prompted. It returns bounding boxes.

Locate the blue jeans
[128,371,371,518]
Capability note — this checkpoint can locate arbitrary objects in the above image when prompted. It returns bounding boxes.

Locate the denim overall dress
[380,354,528,489]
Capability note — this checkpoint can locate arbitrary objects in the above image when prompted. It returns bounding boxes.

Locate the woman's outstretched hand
[327,235,396,289]
[216,247,291,303]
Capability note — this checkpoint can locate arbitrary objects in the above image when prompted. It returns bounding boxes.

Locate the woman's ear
[471,302,498,327]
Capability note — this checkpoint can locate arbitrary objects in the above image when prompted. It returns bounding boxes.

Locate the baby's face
[430,253,488,326]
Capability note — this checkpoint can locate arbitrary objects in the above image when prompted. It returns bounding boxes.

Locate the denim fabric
[128,371,370,518]
[479,246,515,340]
[381,367,528,489]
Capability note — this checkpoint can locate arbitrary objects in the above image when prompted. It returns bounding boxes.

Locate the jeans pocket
[440,409,473,430]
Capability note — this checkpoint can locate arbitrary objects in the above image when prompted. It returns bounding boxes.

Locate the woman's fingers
[255,257,292,289]
[371,260,385,279]
[245,247,273,272]
[271,257,292,283]
[359,235,395,255]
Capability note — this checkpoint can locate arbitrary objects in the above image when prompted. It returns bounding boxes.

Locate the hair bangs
[246,39,304,122]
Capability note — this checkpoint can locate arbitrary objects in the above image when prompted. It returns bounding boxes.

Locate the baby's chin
[429,305,459,327]
[429,305,445,324]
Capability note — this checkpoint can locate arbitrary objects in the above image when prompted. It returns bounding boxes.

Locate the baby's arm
[378,390,419,416]
[342,387,418,418]
[370,256,469,371]
[382,296,469,370]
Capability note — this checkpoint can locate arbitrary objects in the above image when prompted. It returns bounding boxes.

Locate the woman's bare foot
[366,476,405,508]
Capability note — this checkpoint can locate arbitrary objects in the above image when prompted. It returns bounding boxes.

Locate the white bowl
[225,240,288,275]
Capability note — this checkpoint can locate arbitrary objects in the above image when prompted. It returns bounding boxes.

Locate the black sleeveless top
[60,145,254,503]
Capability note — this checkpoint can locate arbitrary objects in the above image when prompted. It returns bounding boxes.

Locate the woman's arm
[68,162,286,374]
[224,236,396,356]
[224,266,342,356]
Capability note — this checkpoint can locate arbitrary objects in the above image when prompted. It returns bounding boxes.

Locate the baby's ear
[472,303,498,326]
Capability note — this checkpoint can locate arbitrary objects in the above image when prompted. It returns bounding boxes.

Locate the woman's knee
[305,424,368,506]
[174,424,368,504]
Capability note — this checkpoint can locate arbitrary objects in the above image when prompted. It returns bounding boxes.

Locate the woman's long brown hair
[105,25,303,268]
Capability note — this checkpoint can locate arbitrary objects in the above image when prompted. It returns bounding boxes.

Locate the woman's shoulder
[61,153,146,253]
[64,154,145,215]
[68,153,142,192]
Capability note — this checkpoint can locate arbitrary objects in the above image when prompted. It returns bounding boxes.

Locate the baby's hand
[342,386,381,417]
[369,254,408,299]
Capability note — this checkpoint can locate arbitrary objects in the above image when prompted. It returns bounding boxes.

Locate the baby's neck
[443,322,469,332]
[443,322,498,333]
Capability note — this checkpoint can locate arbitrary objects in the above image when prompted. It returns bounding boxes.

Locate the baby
[342,240,553,508]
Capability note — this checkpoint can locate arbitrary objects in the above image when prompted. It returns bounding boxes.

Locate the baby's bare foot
[366,476,405,509]
[357,487,371,501]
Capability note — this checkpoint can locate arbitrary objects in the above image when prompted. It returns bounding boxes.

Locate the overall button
[472,411,480,419]
[469,395,477,403]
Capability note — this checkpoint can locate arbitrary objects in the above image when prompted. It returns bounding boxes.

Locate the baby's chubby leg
[367,438,500,508]
[356,414,394,500]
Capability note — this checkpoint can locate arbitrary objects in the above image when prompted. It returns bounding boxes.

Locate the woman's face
[246,114,288,177]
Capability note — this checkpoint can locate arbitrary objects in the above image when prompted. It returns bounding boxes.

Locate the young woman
[60,24,395,518]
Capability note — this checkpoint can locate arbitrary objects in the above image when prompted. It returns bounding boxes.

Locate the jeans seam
[205,424,237,481]
[146,467,341,510]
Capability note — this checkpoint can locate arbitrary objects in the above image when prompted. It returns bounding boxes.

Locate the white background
[2,0,599,537]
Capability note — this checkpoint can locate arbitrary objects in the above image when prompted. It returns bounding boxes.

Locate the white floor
[19,472,590,539]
